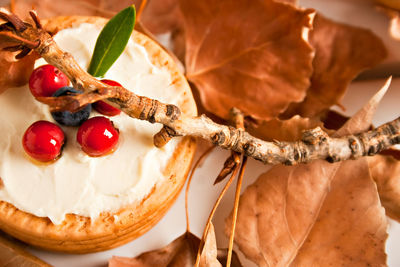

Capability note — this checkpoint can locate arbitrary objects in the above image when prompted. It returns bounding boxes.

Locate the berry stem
[2,10,400,165]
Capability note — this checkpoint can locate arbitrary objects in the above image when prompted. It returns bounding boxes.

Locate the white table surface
[28,0,400,266]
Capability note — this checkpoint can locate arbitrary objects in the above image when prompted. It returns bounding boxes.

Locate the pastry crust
[0,16,197,253]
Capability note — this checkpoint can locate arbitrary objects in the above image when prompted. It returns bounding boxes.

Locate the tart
[0,16,197,253]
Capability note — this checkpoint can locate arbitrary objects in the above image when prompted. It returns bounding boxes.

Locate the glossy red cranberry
[92,79,122,116]
[22,121,65,162]
[29,64,69,97]
[77,116,119,157]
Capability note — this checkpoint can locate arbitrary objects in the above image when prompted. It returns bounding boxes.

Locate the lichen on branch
[1,9,399,165]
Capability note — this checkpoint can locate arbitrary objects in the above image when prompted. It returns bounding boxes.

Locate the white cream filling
[0,23,184,224]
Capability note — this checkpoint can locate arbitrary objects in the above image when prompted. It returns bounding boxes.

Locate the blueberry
[51,87,92,126]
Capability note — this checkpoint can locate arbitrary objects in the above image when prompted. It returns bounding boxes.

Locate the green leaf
[87,5,136,77]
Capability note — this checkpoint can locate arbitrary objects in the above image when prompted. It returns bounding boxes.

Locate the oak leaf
[283,14,387,118]
[225,79,390,266]
[179,0,314,120]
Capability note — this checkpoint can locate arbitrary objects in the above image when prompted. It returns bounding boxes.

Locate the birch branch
[1,9,399,165]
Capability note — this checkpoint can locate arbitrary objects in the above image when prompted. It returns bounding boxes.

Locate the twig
[3,44,23,52]
[29,10,42,29]
[1,10,400,165]
[0,31,39,48]
[15,46,30,59]
[226,156,247,267]
[0,8,26,31]
[194,164,241,266]
[9,0,15,14]
[214,108,243,185]
[225,108,247,267]
[195,109,245,266]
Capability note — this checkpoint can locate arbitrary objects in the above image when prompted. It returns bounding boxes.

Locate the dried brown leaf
[12,0,182,35]
[290,159,387,266]
[248,115,325,142]
[226,80,390,266]
[226,160,340,266]
[199,223,222,267]
[12,0,118,18]
[283,14,387,118]
[12,0,186,65]
[276,0,297,5]
[135,0,185,62]
[139,0,181,35]
[0,12,37,90]
[322,110,350,130]
[368,154,400,222]
[389,12,400,40]
[380,148,400,160]
[180,0,314,120]
[376,0,400,11]
[109,227,230,267]
[336,77,390,136]
[0,15,38,91]
[0,50,37,93]
[0,232,51,266]
[216,249,243,267]
[377,4,400,41]
[109,232,200,267]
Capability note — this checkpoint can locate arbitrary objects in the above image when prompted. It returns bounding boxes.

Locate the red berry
[92,79,122,116]
[29,65,69,97]
[22,121,65,162]
[77,116,119,157]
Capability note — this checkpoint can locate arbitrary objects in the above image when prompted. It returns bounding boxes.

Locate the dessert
[0,16,196,253]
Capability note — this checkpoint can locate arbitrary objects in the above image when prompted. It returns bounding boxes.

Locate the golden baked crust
[0,16,197,253]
